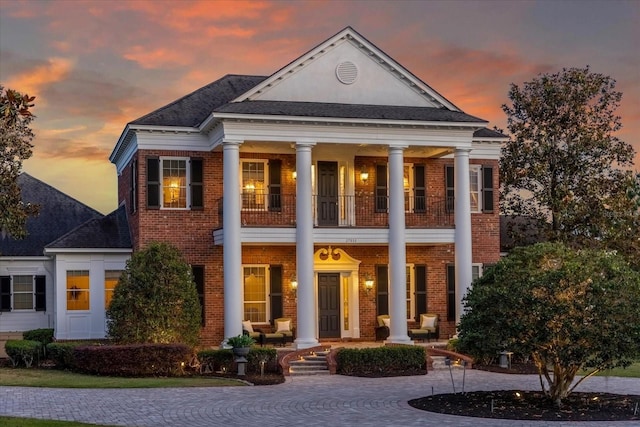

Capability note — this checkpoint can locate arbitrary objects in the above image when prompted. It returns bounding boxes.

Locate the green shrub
[5,339,42,368]
[72,343,191,377]
[247,347,278,374]
[23,328,54,346]
[197,349,233,373]
[107,242,201,346]
[23,328,54,358]
[446,338,459,352]
[336,346,426,376]
[46,342,84,369]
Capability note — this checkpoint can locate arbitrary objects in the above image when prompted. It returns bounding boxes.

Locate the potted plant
[227,334,255,357]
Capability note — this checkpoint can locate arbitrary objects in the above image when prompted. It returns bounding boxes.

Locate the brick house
[109,27,505,348]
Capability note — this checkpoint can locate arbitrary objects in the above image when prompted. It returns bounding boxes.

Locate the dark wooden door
[318,273,341,338]
[317,161,338,226]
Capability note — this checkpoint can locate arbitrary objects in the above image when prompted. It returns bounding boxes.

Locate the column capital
[454,147,472,155]
[388,144,408,152]
[295,140,316,149]
[222,138,243,147]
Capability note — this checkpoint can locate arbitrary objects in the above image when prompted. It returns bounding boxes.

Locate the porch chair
[408,313,439,342]
[260,317,296,347]
[242,320,262,342]
[375,314,390,341]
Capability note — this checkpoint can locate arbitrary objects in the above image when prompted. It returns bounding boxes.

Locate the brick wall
[116,148,500,345]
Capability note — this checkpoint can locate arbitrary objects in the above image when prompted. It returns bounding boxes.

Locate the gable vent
[336,61,358,85]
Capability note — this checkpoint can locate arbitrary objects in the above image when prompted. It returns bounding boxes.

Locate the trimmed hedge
[23,328,54,347]
[197,347,280,375]
[72,343,191,377]
[5,339,42,368]
[47,342,83,370]
[336,346,426,376]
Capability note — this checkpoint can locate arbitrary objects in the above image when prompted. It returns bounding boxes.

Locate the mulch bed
[409,390,640,421]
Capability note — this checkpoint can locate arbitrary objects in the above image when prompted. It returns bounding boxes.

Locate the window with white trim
[13,276,34,310]
[241,160,267,210]
[104,270,123,309]
[0,275,46,312]
[243,265,269,323]
[472,264,483,282]
[469,165,481,212]
[67,270,90,311]
[162,157,189,209]
[405,264,415,321]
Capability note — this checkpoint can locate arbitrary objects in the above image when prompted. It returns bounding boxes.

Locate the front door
[318,273,341,338]
[317,161,338,226]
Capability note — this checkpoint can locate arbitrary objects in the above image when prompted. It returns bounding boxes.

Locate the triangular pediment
[232,27,459,111]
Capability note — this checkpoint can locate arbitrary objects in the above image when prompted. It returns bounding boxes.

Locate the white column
[387,145,411,344]
[222,139,243,346]
[294,141,319,349]
[454,148,473,325]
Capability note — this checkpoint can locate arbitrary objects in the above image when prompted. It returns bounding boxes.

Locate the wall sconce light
[290,277,298,292]
[360,166,369,183]
[292,171,297,180]
[364,276,374,292]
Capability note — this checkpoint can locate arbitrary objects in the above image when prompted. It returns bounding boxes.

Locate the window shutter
[414,265,427,321]
[190,158,204,210]
[269,265,283,322]
[1,276,10,311]
[268,159,282,212]
[130,159,138,214]
[146,157,160,209]
[446,264,456,321]
[375,164,388,212]
[482,166,494,213]
[414,164,426,213]
[192,266,205,326]
[35,276,46,312]
[376,265,389,315]
[445,166,455,213]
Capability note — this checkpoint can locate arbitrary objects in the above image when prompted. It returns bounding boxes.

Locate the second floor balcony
[216,193,454,229]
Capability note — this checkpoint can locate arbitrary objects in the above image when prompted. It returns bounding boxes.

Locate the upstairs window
[146,156,203,210]
[445,165,494,213]
[240,159,281,211]
[375,163,426,213]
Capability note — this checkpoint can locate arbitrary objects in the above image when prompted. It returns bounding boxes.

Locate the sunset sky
[1,0,638,214]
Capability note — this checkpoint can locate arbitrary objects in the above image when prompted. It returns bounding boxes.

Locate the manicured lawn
[589,362,640,378]
[0,417,118,427]
[0,367,245,388]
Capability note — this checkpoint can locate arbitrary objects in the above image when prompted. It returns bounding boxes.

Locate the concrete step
[288,353,329,376]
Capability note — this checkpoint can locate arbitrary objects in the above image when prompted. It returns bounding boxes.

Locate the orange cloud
[5,57,74,100]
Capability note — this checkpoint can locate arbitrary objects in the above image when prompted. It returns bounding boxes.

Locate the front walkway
[1,370,638,426]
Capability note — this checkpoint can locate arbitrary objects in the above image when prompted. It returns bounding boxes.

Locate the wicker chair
[375,314,390,341]
[408,313,439,342]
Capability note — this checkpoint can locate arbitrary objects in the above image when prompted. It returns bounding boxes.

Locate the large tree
[0,85,38,240]
[458,242,640,407]
[107,242,202,347]
[500,67,638,259]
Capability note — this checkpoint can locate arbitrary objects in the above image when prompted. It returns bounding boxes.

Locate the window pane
[406,265,412,320]
[469,168,480,211]
[243,266,266,322]
[242,162,266,210]
[13,276,33,309]
[67,270,90,310]
[404,165,411,212]
[105,270,122,309]
[162,159,187,208]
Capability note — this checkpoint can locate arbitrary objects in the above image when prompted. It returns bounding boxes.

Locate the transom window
[241,161,267,210]
[243,265,268,322]
[162,158,188,209]
[67,270,90,311]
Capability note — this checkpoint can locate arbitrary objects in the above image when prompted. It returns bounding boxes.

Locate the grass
[587,362,640,378]
[0,367,245,388]
[0,417,119,427]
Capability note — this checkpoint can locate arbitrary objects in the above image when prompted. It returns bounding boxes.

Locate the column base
[385,336,414,345]
[294,338,320,350]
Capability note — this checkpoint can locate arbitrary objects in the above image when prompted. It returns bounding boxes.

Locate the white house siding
[0,257,55,333]
[50,252,130,340]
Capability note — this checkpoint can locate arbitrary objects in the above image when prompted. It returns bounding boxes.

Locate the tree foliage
[107,242,202,347]
[458,242,640,407]
[500,67,638,262]
[0,85,39,240]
